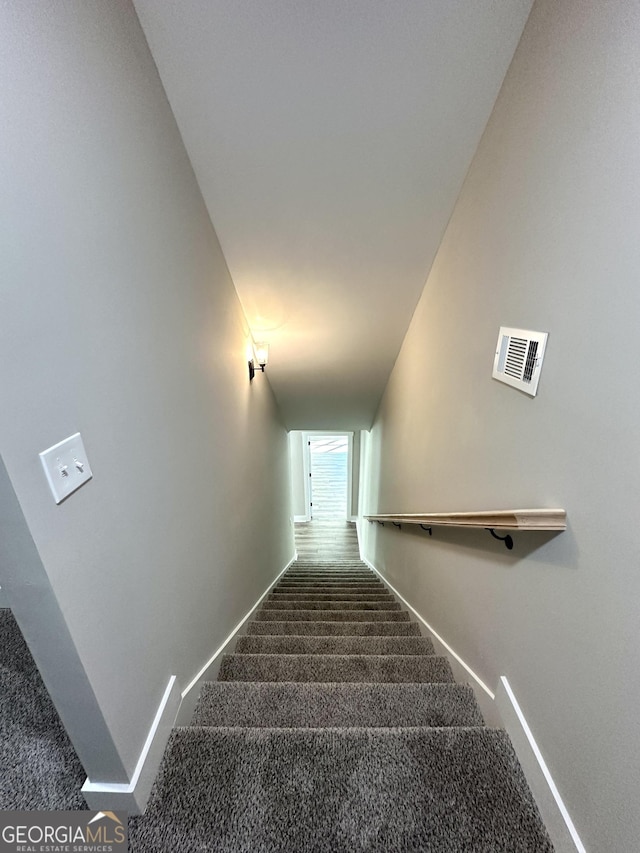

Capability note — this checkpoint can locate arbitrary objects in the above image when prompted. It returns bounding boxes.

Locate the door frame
[302,431,355,522]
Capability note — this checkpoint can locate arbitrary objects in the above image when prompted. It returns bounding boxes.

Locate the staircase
[130,561,553,851]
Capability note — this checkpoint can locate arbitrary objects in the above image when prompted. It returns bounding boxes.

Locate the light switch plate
[39,432,93,504]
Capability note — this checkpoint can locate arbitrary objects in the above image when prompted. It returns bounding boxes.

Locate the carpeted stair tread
[128,557,553,851]
[284,570,374,576]
[285,560,373,564]
[218,653,454,683]
[191,681,484,727]
[283,568,374,574]
[290,559,371,571]
[281,579,377,585]
[254,608,411,622]
[261,599,401,611]
[269,592,393,601]
[293,560,367,563]
[293,560,367,564]
[235,634,435,655]
[284,569,374,575]
[247,620,422,636]
[283,576,376,582]
[273,586,388,593]
[275,582,384,590]
[273,587,386,595]
[129,726,553,853]
[275,586,385,593]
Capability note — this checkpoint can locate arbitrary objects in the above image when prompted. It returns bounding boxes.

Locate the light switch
[39,432,93,504]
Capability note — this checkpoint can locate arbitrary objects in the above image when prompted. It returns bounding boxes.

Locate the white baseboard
[360,557,495,703]
[496,677,585,853]
[82,675,181,815]
[293,515,308,523]
[175,552,298,725]
[362,556,584,853]
[81,552,298,815]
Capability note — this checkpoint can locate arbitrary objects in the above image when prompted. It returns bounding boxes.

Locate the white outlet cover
[39,432,93,504]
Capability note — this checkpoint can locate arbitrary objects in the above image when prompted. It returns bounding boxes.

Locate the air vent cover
[492,327,548,397]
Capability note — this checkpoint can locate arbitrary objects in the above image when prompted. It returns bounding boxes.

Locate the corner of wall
[82,676,181,815]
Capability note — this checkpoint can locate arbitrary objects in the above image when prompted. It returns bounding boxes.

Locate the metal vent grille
[504,336,527,378]
[523,340,538,382]
[492,327,548,397]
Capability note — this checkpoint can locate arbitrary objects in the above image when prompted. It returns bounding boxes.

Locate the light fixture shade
[254,341,269,367]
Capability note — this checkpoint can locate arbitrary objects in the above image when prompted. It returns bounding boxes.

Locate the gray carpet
[129,559,554,851]
[287,566,372,571]
[247,619,422,635]
[218,652,455,683]
[269,591,393,600]
[282,577,376,582]
[131,727,552,852]
[285,569,375,576]
[191,682,484,727]
[235,634,435,655]
[254,608,411,622]
[261,599,401,611]
[0,609,87,810]
[276,583,385,589]
[289,560,370,564]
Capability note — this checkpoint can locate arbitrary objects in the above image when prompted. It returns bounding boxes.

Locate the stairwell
[129,561,553,851]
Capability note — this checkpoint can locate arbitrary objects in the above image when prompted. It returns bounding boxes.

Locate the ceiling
[133,0,533,430]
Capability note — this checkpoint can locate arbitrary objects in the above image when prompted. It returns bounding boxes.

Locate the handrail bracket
[486,528,514,550]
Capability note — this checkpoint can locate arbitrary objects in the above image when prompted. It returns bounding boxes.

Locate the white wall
[350,432,362,520]
[288,432,308,521]
[0,0,293,792]
[362,1,640,850]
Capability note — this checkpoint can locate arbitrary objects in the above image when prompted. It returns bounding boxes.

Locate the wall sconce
[248,341,269,381]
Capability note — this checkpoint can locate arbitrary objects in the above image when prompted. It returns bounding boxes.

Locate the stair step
[191,682,483,727]
[131,727,552,853]
[247,620,422,636]
[271,583,389,598]
[271,586,388,598]
[285,568,373,574]
[235,635,435,656]
[285,569,373,575]
[285,566,376,577]
[269,592,393,601]
[275,582,384,590]
[218,653,454,683]
[283,575,375,581]
[261,599,400,611]
[253,609,411,622]
[288,567,369,571]
[288,561,368,564]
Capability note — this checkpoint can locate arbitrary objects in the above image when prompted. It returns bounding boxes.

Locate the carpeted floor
[0,608,87,810]
[129,561,554,851]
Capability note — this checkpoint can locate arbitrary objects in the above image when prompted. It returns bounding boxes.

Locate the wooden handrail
[365,509,566,550]
[365,509,566,530]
